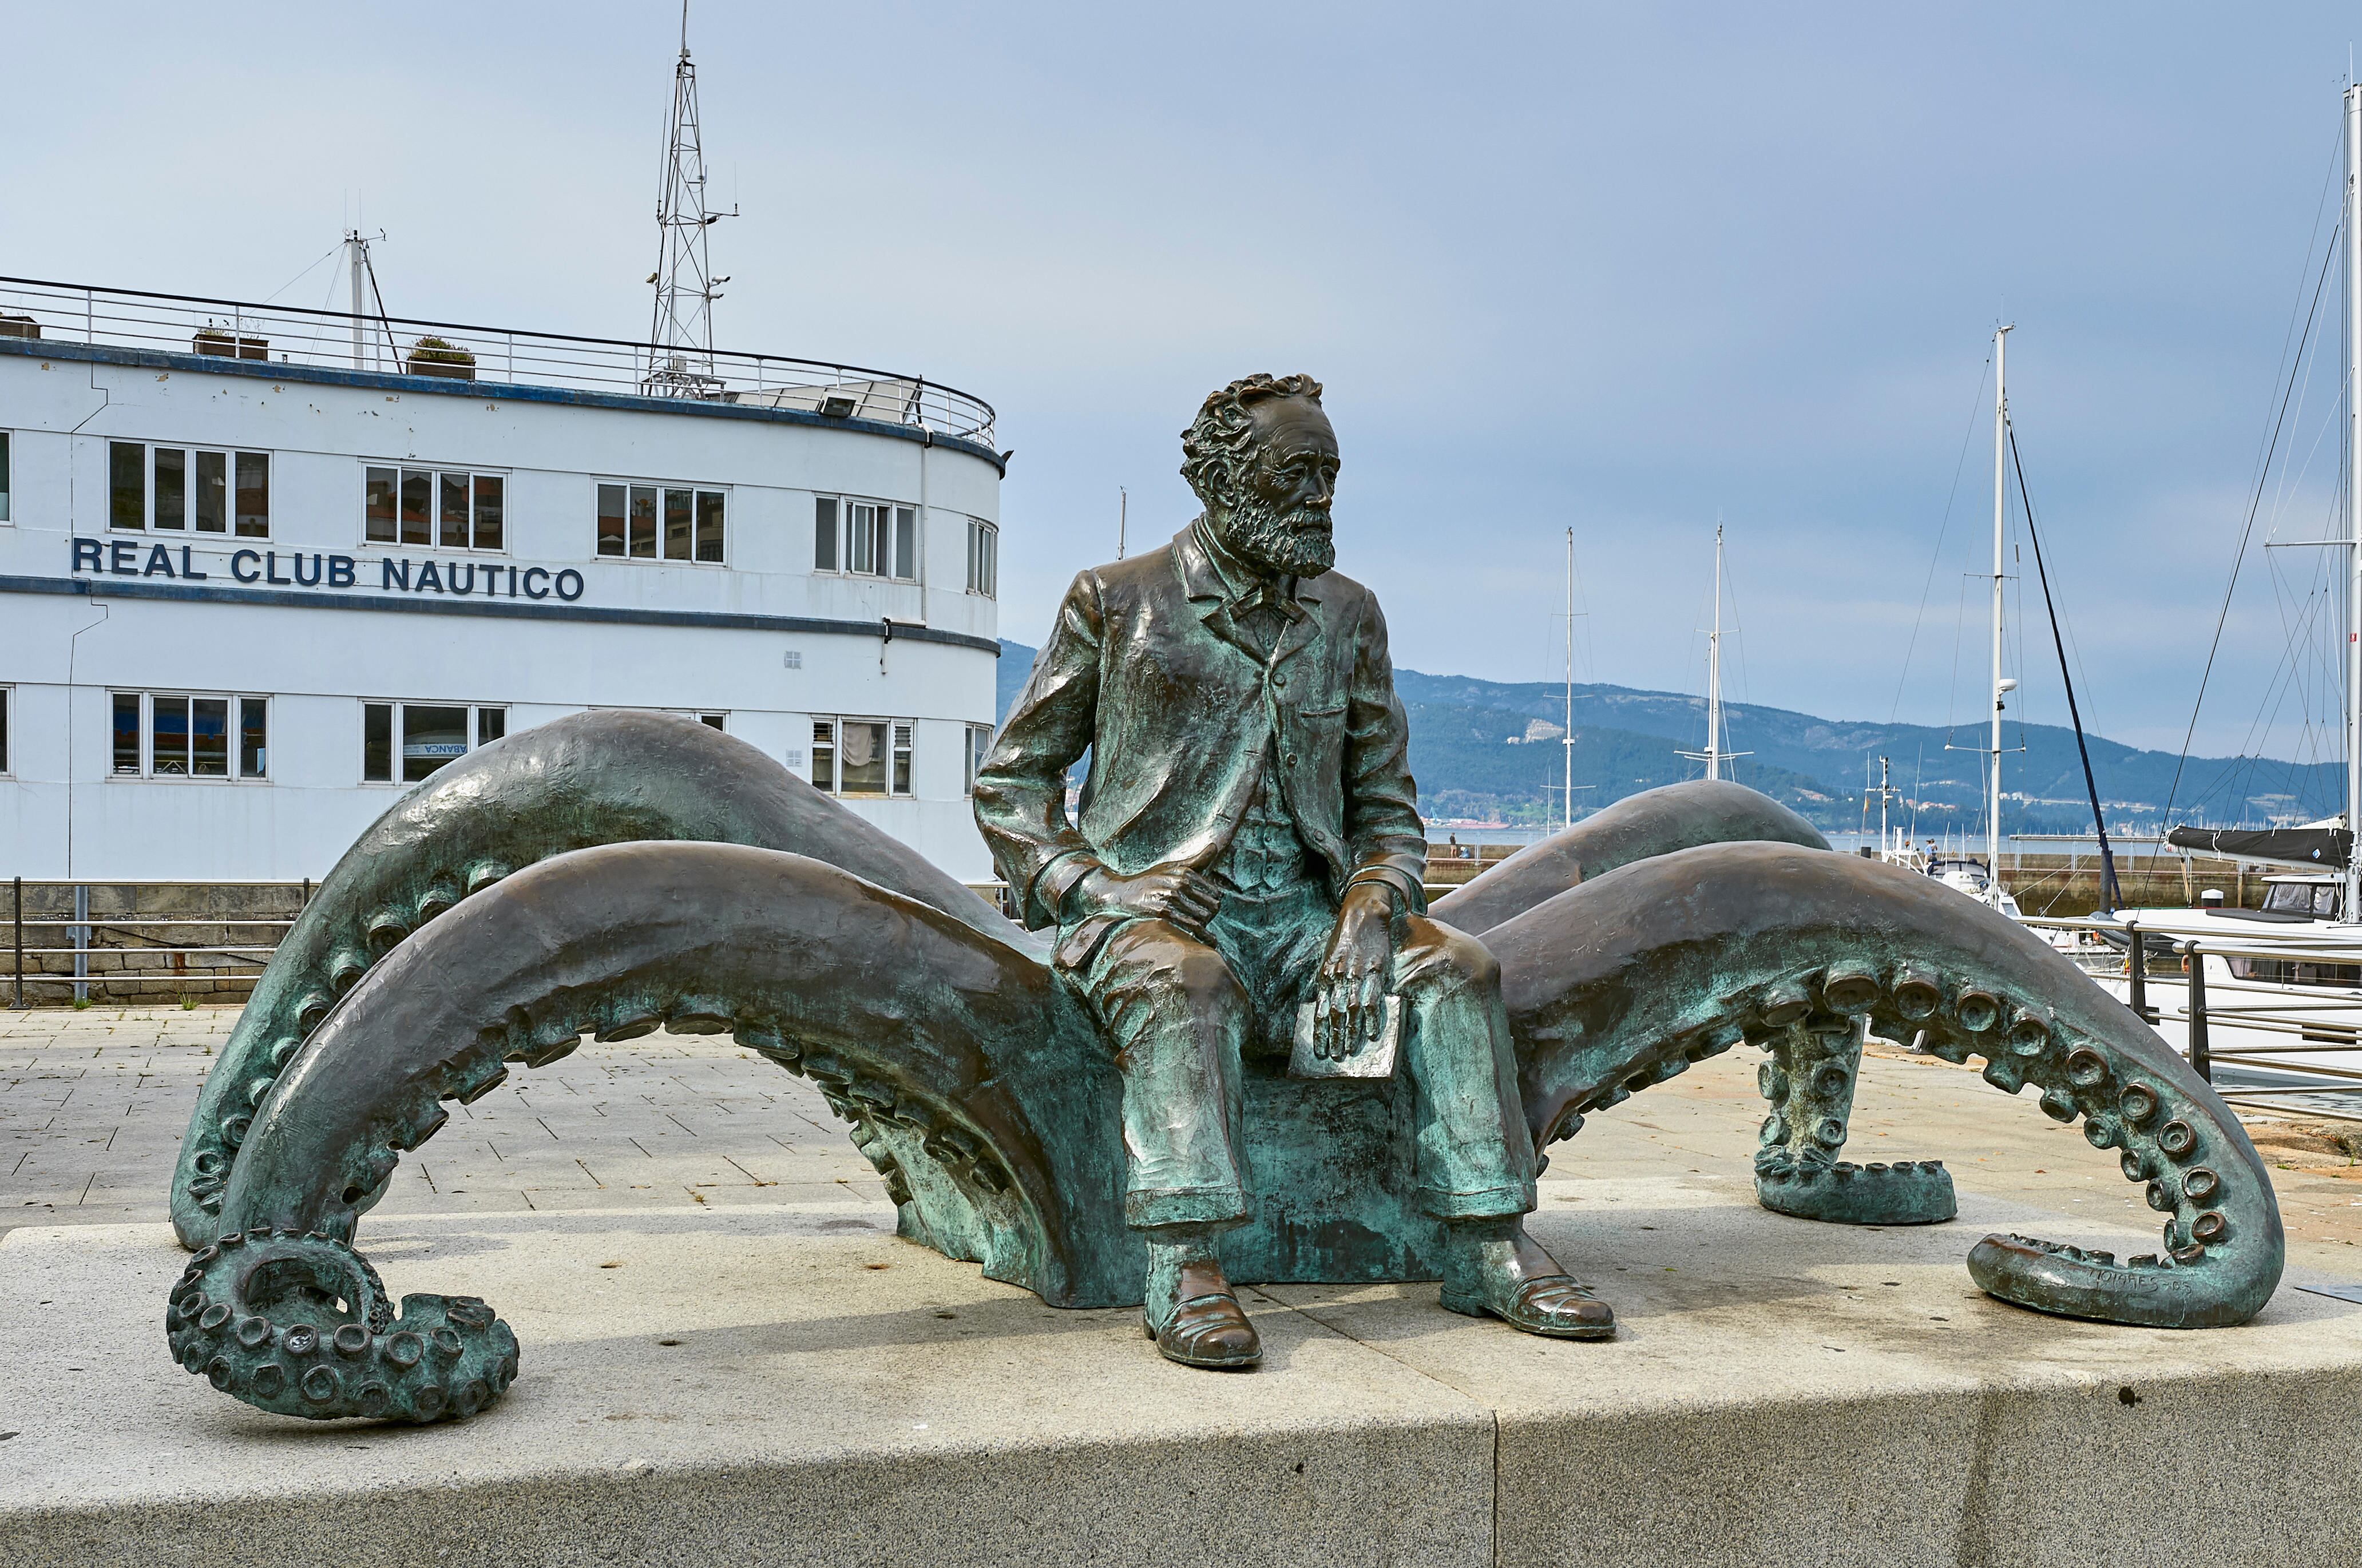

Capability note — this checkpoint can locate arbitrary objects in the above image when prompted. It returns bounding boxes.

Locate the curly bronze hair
[1179,372,1325,509]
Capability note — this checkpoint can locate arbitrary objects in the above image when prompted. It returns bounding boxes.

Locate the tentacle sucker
[175,841,1105,1421]
[1751,1015,1959,1225]
[165,1228,517,1424]
[1491,841,2284,1328]
[172,709,1038,1249]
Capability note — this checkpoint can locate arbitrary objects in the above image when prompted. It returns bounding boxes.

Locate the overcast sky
[9,3,2362,757]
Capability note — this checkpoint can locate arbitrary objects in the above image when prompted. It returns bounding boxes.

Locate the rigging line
[2197,124,2345,821]
[260,243,344,308]
[362,249,404,367]
[2237,518,2336,788]
[2012,422,2126,907]
[2241,122,2348,503]
[2159,208,2344,832]
[1945,570,1971,746]
[2262,303,2343,537]
[1891,352,1993,724]
[2228,279,2352,813]
[2265,312,2333,531]
[2226,561,2339,822]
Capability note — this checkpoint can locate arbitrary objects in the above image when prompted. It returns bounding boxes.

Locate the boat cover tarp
[2164,824,2351,870]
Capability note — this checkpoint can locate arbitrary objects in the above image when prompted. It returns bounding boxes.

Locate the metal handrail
[10,875,307,1006]
[11,917,298,928]
[2016,912,2362,1121]
[0,275,998,444]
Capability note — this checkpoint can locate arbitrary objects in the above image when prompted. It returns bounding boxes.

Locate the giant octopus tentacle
[1430,779,1957,1220]
[1429,778,1829,936]
[171,710,1038,1249]
[1753,1018,1957,1224]
[1492,841,2284,1328]
[168,841,1105,1423]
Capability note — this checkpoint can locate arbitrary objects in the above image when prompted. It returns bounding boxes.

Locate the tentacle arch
[1489,841,2284,1329]
[172,709,1037,1249]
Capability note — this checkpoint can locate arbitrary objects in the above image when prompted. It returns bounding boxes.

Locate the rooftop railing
[0,275,997,446]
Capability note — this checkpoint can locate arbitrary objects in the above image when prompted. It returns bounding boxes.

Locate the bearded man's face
[1209,395,1341,577]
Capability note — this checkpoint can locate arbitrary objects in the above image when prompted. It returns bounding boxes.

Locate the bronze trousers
[1064,876,1538,1230]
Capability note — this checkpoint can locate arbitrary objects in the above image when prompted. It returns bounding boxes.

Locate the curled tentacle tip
[1966,1231,2270,1329]
[166,1232,520,1422]
[1757,1156,1957,1226]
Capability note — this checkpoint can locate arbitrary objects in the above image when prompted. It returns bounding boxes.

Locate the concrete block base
[5,1180,2360,1567]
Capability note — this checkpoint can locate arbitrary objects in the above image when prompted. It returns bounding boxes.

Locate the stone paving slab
[1,1006,891,1236]
[3,1204,1497,1568]
[7,1006,2362,1566]
[6,1182,2362,1567]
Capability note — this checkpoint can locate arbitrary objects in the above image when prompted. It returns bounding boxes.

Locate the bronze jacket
[974,523,1428,944]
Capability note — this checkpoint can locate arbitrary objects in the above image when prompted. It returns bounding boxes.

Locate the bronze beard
[1212,486,1337,578]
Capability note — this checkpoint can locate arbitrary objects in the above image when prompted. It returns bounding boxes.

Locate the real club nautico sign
[69,537,586,601]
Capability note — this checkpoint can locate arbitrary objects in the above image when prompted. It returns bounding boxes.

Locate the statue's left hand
[1314,883,1400,1059]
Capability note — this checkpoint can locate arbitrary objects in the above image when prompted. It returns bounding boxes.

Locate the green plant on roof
[407,335,476,367]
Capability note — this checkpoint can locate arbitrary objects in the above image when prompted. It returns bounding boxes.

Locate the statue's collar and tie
[1183,515,1318,666]
[1190,515,1306,622]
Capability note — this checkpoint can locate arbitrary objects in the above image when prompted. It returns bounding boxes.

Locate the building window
[365,465,505,551]
[809,717,914,797]
[595,481,724,563]
[108,690,269,780]
[813,496,918,582]
[108,442,268,535]
[361,701,508,784]
[966,518,998,597]
[0,686,10,775]
[965,723,994,795]
[1,431,11,523]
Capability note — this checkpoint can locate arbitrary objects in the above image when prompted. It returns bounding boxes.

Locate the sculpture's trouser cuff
[1069,878,1536,1231]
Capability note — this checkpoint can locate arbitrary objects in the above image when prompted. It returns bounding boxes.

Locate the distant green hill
[994,640,2329,833]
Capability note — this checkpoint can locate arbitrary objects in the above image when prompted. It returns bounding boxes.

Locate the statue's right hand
[1072,863,1224,935]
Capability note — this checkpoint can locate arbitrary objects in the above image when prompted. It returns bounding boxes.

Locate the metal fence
[9,877,306,1007]
[0,275,997,444]
[2024,913,2362,1124]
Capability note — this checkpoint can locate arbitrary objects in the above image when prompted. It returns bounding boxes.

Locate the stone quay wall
[3,881,305,1006]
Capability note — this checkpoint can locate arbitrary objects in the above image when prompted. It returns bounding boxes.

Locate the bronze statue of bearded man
[974,373,1615,1368]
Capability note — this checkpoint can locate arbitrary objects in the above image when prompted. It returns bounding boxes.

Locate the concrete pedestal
[5,1180,2360,1567]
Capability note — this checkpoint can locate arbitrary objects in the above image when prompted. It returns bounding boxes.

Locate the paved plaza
[1,1004,894,1238]
[9,1001,2362,1568]
[7,1002,2361,1265]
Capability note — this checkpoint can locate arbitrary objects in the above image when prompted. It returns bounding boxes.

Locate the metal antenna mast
[1679,525,1749,781]
[2344,82,2361,922]
[1990,324,2014,911]
[1563,526,1575,830]
[645,3,734,396]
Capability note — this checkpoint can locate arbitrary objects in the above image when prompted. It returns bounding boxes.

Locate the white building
[0,277,1006,883]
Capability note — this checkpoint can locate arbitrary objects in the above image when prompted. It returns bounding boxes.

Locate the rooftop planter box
[406,335,477,381]
[193,326,269,360]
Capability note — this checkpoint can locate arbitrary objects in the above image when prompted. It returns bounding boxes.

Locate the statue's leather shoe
[1442,1273,1616,1340]
[1145,1291,1263,1369]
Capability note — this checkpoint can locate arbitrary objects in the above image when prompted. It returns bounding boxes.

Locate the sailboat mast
[1706,525,1725,781]
[1990,324,2011,910]
[1564,526,1575,831]
[2345,84,2361,924]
